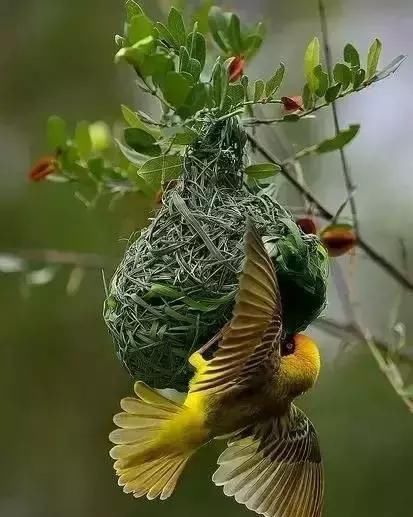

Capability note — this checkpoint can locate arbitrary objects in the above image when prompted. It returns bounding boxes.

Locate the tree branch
[318,0,360,236]
[0,249,110,270]
[314,317,413,367]
[246,132,413,290]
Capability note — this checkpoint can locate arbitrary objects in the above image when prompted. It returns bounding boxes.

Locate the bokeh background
[1,1,413,516]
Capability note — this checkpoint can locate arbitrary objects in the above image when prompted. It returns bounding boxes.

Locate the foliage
[31,1,405,205]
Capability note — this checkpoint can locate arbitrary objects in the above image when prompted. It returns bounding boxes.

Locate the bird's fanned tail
[109,381,195,500]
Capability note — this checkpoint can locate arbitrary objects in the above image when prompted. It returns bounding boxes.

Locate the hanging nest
[104,118,328,391]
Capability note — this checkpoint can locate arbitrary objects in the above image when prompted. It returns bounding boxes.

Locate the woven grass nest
[104,118,328,391]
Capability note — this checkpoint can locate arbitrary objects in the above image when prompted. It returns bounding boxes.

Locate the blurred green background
[1,1,413,516]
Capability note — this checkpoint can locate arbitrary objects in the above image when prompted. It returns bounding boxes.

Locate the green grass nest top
[104,119,328,391]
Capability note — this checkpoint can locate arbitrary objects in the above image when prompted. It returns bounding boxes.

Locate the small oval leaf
[366,38,382,79]
[253,79,265,102]
[245,163,281,179]
[344,43,360,68]
[304,37,320,94]
[47,116,67,150]
[325,83,342,103]
[265,63,285,98]
[316,124,360,153]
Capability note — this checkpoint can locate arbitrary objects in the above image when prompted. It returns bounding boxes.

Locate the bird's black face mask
[281,335,296,356]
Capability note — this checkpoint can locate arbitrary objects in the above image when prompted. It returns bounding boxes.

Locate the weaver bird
[109,222,324,517]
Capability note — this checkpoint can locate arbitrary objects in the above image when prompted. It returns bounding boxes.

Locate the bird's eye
[281,339,295,356]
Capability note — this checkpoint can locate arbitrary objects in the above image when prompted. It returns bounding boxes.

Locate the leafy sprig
[32,1,406,202]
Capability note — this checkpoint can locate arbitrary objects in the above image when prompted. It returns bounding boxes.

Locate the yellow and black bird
[109,221,324,517]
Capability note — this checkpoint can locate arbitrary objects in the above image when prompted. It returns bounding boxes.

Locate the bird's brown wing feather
[213,405,324,517]
[190,221,282,394]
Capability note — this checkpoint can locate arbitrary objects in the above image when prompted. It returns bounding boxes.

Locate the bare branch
[0,249,111,270]
[318,0,360,236]
[246,132,413,290]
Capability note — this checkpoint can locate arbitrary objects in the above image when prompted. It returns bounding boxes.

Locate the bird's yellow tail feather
[109,381,194,500]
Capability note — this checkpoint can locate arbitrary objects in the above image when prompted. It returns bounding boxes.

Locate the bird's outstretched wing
[190,220,282,393]
[213,405,324,517]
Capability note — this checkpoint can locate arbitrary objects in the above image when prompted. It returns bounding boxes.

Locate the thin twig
[243,86,366,126]
[318,0,360,236]
[0,249,110,270]
[314,317,413,367]
[246,132,413,290]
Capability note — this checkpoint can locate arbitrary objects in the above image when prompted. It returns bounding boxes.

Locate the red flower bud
[320,224,357,257]
[296,217,317,235]
[228,56,245,82]
[281,96,304,114]
[29,156,57,182]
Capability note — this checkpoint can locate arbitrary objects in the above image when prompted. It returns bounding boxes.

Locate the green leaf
[75,121,92,160]
[47,115,67,150]
[212,61,228,109]
[124,128,161,156]
[325,83,342,103]
[304,37,320,94]
[121,105,160,139]
[253,79,265,102]
[344,43,360,68]
[134,172,158,196]
[168,7,186,47]
[179,46,190,72]
[313,65,329,97]
[178,83,208,118]
[352,68,366,89]
[208,6,229,52]
[193,0,213,35]
[88,157,105,181]
[316,124,360,153]
[115,37,154,65]
[161,71,193,108]
[155,22,177,49]
[245,163,281,179]
[128,14,153,44]
[125,0,144,22]
[302,83,313,110]
[226,83,245,107]
[170,127,198,145]
[366,38,382,79]
[89,122,111,152]
[228,14,242,54]
[265,63,285,98]
[188,58,201,81]
[241,75,249,97]
[372,54,407,83]
[142,54,174,87]
[244,22,265,58]
[333,63,352,90]
[283,113,301,122]
[186,31,206,69]
[116,139,145,166]
[138,155,183,190]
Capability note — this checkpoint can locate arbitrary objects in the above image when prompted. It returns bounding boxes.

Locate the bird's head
[279,333,321,398]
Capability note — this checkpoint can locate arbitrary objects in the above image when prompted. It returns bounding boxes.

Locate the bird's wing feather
[213,405,324,517]
[190,221,282,394]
